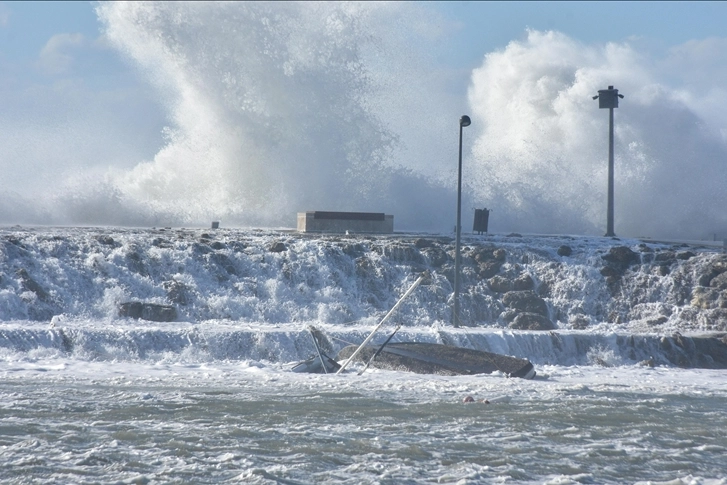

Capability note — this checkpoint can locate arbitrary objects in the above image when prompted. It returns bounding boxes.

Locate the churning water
[1,225,727,483]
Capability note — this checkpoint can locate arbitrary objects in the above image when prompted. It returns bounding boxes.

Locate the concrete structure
[297,211,393,234]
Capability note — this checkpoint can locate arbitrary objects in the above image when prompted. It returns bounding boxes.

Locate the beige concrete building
[297,211,394,234]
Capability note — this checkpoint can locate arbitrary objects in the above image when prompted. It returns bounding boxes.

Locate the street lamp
[453,114,471,328]
[592,85,624,237]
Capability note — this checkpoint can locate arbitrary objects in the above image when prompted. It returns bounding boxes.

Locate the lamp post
[453,114,471,328]
[592,85,624,237]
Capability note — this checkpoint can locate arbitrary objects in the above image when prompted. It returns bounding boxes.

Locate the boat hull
[337,342,536,379]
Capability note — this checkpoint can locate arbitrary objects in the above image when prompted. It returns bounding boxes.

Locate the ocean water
[1,226,726,484]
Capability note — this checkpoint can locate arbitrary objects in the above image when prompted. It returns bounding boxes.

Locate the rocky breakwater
[398,234,727,334]
[1,227,727,335]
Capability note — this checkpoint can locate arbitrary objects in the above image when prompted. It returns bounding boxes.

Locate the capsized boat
[291,272,536,379]
[336,342,536,379]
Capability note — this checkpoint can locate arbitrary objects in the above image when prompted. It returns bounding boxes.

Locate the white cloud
[37,32,86,75]
[467,30,727,239]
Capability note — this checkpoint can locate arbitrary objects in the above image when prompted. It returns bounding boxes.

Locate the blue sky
[4,1,727,67]
[1,1,727,237]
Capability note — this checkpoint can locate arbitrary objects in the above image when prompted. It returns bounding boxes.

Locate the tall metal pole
[606,106,615,237]
[593,86,623,238]
[453,115,470,328]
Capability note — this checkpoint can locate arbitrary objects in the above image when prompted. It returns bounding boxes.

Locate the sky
[1,1,727,239]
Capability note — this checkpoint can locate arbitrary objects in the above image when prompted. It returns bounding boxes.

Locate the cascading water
[2,226,726,368]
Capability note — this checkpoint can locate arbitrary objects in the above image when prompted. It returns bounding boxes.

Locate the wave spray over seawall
[2,4,727,238]
[85,2,458,230]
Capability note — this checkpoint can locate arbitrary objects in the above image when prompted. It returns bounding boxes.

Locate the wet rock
[210,241,226,250]
[268,241,287,253]
[488,275,513,293]
[600,246,640,286]
[569,314,591,329]
[163,280,190,306]
[600,265,622,278]
[652,265,671,277]
[5,236,27,250]
[508,312,555,331]
[228,241,247,253]
[557,245,573,257]
[414,238,434,249]
[423,247,449,267]
[602,246,640,266]
[95,235,117,246]
[355,257,376,277]
[647,316,669,326]
[697,256,727,287]
[192,242,213,255]
[502,290,549,317]
[209,252,238,276]
[125,248,147,276]
[691,287,727,310]
[537,280,552,298]
[710,272,727,290]
[152,237,172,248]
[513,274,535,291]
[676,251,696,260]
[472,247,506,263]
[500,309,518,324]
[382,244,424,264]
[478,260,503,279]
[341,243,366,257]
[118,302,177,322]
[16,268,50,302]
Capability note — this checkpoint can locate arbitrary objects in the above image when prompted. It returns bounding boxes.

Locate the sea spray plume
[467,30,727,239]
[95,2,385,226]
[94,2,460,229]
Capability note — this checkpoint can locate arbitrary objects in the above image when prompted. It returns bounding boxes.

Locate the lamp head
[460,115,471,127]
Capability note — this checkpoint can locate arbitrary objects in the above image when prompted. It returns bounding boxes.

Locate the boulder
[268,241,288,253]
[691,287,727,310]
[602,246,640,266]
[508,312,555,331]
[676,251,696,260]
[502,290,549,317]
[16,268,50,302]
[472,247,506,263]
[513,274,535,291]
[423,247,449,267]
[163,281,190,306]
[95,235,117,246]
[488,275,513,293]
[600,246,641,285]
[209,252,238,276]
[119,302,177,322]
[557,245,573,257]
[710,272,727,290]
[478,260,503,279]
[697,256,727,287]
[414,238,434,249]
